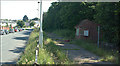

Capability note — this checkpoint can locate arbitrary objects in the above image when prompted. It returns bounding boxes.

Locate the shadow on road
[22,29,33,35]
[12,29,33,40]
[8,46,26,64]
[1,29,33,64]
[9,46,26,53]
[1,61,16,64]
[13,37,29,40]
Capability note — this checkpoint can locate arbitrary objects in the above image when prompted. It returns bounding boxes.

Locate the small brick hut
[75,19,100,42]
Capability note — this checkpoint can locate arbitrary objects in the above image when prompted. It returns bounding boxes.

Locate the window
[76,28,79,36]
[84,30,89,36]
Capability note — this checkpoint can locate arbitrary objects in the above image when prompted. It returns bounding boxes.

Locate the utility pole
[38,0,43,48]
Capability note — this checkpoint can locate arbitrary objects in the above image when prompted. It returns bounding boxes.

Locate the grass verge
[43,38,71,64]
[17,28,71,64]
[17,28,39,64]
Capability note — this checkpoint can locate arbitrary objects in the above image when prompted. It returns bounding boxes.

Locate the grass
[52,29,119,64]
[17,28,39,64]
[69,39,118,63]
[53,29,75,40]
[43,38,72,64]
[37,48,54,64]
[17,28,71,64]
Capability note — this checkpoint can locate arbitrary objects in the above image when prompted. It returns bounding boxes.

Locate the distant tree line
[17,15,37,28]
[43,2,120,44]
[23,15,28,22]
[17,20,25,28]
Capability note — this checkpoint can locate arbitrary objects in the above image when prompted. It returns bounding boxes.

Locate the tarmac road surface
[0,29,33,64]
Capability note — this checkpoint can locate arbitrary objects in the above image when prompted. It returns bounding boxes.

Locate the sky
[1,1,57,20]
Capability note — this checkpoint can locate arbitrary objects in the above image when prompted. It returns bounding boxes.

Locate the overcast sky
[1,1,56,20]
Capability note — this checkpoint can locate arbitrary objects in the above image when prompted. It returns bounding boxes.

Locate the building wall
[34,21,40,27]
[1,22,17,27]
[25,22,30,26]
[11,23,17,27]
[75,20,100,42]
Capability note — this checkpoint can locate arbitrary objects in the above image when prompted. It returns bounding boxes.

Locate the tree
[17,20,25,28]
[30,21,35,26]
[6,23,8,27]
[43,2,97,30]
[32,17,39,21]
[94,2,119,43]
[23,15,28,22]
[10,24,12,29]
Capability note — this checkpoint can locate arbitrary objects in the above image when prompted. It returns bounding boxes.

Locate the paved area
[47,33,113,64]
[0,29,33,64]
[59,44,113,64]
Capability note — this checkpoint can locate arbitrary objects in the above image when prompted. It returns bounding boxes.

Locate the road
[0,29,33,64]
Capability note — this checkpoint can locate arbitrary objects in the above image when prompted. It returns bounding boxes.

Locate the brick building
[75,19,100,42]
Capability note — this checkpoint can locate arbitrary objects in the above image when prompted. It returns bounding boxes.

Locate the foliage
[9,24,12,29]
[94,2,120,43]
[43,2,97,31]
[6,23,8,27]
[32,17,39,21]
[43,2,119,44]
[53,29,75,39]
[17,20,25,28]
[23,15,28,22]
[30,21,35,26]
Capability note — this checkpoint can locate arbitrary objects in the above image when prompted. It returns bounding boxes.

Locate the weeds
[18,28,71,64]
[17,28,39,64]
